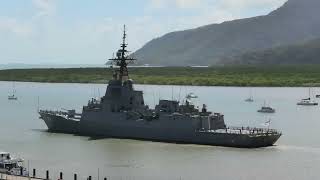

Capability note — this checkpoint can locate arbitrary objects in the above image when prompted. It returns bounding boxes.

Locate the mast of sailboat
[12,82,16,95]
[37,96,40,112]
[308,87,315,100]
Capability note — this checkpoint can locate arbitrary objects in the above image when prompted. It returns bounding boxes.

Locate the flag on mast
[262,119,271,127]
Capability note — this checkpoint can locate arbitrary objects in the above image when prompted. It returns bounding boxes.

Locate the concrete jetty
[0,173,44,180]
[1,171,106,180]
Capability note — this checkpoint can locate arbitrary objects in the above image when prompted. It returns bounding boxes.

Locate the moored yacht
[297,98,318,106]
[0,152,28,176]
[297,88,318,106]
[258,101,275,113]
[245,89,254,102]
[8,94,17,100]
[8,82,18,100]
[245,97,254,102]
[258,106,276,113]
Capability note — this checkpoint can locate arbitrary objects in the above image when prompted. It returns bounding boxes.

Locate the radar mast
[108,25,136,81]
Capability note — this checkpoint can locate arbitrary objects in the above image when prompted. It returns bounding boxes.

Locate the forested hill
[134,0,320,66]
[222,38,320,65]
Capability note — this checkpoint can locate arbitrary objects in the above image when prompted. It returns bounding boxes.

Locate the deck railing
[198,126,281,135]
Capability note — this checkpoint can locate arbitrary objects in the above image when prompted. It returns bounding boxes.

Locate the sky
[0,0,287,65]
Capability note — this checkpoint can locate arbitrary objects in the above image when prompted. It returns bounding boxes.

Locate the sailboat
[8,82,18,100]
[245,89,254,102]
[257,101,275,113]
[245,96,254,102]
[297,88,318,106]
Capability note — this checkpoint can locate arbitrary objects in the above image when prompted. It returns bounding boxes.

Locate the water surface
[0,82,319,180]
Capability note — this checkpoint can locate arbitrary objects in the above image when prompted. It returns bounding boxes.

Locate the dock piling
[46,170,49,180]
[2,169,111,180]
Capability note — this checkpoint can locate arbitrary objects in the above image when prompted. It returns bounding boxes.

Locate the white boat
[8,95,18,100]
[297,88,318,106]
[186,93,198,99]
[0,152,28,176]
[8,83,18,100]
[297,98,318,106]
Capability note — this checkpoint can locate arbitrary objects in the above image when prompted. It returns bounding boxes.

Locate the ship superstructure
[39,26,281,148]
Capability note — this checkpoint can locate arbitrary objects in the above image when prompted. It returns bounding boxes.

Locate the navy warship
[39,26,281,148]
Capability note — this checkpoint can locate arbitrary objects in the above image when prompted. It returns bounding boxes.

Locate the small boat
[0,152,29,176]
[258,106,276,113]
[297,98,318,106]
[245,89,254,102]
[297,88,318,106]
[258,101,275,113]
[245,97,254,102]
[316,95,320,98]
[186,93,198,99]
[8,82,18,100]
[8,95,18,100]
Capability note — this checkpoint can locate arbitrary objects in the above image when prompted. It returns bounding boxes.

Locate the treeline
[1,66,320,87]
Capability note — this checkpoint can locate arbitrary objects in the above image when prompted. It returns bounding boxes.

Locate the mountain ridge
[134,0,320,66]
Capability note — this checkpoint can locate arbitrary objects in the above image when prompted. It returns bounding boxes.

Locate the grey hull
[40,113,280,148]
[40,112,79,134]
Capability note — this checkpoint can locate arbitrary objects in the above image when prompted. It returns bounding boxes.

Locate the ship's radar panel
[108,25,136,81]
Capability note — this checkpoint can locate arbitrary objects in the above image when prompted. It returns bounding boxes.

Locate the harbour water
[0,81,320,180]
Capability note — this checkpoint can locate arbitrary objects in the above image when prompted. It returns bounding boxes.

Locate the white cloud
[218,0,286,11]
[149,0,286,10]
[149,0,202,9]
[0,0,288,64]
[175,0,201,8]
[32,0,55,17]
[149,0,168,9]
[0,17,33,37]
[146,0,287,29]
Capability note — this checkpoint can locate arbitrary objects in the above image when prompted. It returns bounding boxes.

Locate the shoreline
[1,80,320,88]
[1,66,320,87]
